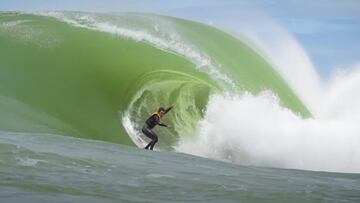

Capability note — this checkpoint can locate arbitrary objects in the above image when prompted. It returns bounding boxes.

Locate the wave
[7,11,356,173]
[176,87,360,173]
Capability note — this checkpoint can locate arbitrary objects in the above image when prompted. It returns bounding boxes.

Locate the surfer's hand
[167,124,172,128]
[171,104,176,108]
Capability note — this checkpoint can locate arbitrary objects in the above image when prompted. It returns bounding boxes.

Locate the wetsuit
[142,106,173,150]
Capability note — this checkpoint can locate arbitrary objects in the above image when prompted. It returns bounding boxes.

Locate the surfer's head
[158,107,166,117]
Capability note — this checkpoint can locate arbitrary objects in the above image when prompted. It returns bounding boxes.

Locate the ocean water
[1,131,359,203]
[0,11,359,202]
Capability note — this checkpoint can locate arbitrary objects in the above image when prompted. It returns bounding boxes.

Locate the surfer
[142,104,175,150]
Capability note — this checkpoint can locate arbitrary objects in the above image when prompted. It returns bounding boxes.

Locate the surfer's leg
[144,142,152,149]
[149,134,158,150]
[142,126,156,150]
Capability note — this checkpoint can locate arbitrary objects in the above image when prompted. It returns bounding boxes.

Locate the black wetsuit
[142,106,173,150]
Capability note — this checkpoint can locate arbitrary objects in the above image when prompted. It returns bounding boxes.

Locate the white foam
[122,113,148,149]
[146,173,175,178]
[176,81,360,173]
[238,19,324,114]
[16,157,43,167]
[0,20,30,28]
[167,12,360,173]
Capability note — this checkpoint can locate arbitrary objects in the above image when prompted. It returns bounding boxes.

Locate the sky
[1,0,360,78]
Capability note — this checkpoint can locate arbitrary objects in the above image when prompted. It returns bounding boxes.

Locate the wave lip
[38,11,236,89]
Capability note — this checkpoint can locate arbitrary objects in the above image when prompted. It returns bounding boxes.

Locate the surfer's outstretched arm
[164,104,176,114]
[158,122,168,127]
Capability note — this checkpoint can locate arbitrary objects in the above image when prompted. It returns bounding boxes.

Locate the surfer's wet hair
[158,107,165,113]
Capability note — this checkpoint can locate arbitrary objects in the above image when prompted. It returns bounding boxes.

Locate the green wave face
[0,12,310,147]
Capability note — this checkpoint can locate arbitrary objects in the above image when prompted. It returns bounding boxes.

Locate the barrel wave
[0,11,309,148]
[2,11,360,202]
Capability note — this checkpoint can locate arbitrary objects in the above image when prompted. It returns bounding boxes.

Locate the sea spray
[176,87,360,173]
